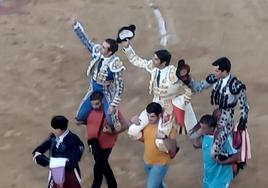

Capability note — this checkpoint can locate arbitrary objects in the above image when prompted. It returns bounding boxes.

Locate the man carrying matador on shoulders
[117,25,197,152]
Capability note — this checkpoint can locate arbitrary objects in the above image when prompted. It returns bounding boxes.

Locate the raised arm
[73,20,95,57]
[121,40,153,72]
[187,74,216,93]
[175,59,213,93]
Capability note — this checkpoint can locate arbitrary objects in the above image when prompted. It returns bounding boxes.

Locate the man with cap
[72,20,125,132]
[118,28,197,152]
[32,115,84,188]
[181,57,249,160]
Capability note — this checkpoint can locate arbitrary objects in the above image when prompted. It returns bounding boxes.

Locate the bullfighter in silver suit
[73,20,125,131]
[185,57,249,157]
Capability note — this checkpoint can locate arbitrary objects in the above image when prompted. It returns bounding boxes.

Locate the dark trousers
[89,140,117,188]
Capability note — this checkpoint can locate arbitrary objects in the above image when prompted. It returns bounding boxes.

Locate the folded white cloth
[49,157,68,168]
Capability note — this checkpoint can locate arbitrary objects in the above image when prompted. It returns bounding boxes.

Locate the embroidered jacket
[73,21,125,107]
[188,74,249,128]
[123,45,192,114]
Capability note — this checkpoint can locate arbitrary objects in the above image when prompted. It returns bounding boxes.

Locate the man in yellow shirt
[140,102,177,188]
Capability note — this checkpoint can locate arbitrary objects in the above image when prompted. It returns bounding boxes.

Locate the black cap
[51,115,68,130]
[116,24,136,43]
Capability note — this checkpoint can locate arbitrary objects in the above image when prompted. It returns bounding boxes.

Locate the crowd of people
[32,20,251,188]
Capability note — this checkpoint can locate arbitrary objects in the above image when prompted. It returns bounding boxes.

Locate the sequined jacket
[73,21,125,106]
[188,74,249,128]
[123,45,192,114]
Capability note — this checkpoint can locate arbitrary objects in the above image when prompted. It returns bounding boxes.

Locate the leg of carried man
[76,90,93,123]
[128,109,149,139]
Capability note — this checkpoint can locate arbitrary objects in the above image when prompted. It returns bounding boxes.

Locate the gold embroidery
[147,61,154,71]
[111,59,124,72]
[169,66,177,83]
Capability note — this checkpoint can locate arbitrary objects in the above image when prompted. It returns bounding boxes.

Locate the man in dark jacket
[32,115,84,188]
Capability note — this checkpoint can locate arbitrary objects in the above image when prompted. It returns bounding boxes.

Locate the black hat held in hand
[36,154,50,167]
[116,24,136,43]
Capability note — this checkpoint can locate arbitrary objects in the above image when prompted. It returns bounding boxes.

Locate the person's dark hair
[199,114,217,129]
[212,57,231,73]
[51,115,68,130]
[146,102,163,116]
[90,91,104,101]
[154,49,171,66]
[105,38,118,55]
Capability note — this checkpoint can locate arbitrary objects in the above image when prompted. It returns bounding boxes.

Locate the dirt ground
[0,0,268,187]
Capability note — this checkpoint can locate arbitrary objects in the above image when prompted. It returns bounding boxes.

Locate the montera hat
[116,24,136,43]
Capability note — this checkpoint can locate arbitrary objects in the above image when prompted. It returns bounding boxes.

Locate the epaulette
[206,74,218,84]
[109,57,126,72]
[146,60,154,72]
[229,77,246,95]
[169,66,178,83]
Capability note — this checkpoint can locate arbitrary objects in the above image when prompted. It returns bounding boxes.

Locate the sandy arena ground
[0,0,268,187]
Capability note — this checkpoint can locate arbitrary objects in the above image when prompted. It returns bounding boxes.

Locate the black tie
[97,58,104,73]
[157,70,161,87]
[218,79,223,92]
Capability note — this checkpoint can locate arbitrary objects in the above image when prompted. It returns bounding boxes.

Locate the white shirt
[91,55,111,80]
[220,74,230,92]
[100,55,111,70]
[155,66,169,87]
[56,130,69,148]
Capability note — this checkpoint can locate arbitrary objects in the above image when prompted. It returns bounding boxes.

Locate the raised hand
[121,39,130,48]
